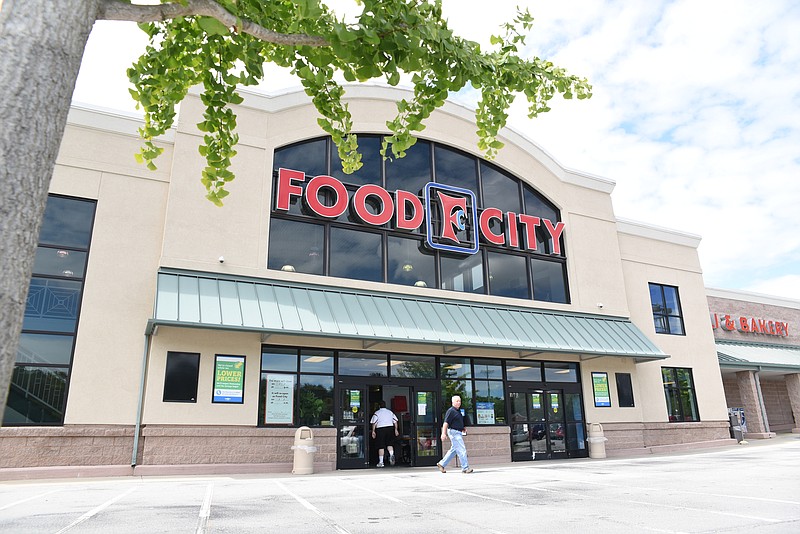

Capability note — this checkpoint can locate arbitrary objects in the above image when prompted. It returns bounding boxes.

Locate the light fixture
[555,369,571,374]
[56,250,69,258]
[414,280,427,287]
[507,366,529,372]
[402,263,414,272]
[280,264,296,272]
[308,247,320,258]
[62,270,74,277]
[303,356,330,363]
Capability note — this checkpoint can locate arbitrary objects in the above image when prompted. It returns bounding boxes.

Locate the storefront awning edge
[716,342,800,372]
[148,271,668,362]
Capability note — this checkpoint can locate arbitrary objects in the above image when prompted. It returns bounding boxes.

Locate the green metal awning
[147,271,667,362]
[717,342,800,372]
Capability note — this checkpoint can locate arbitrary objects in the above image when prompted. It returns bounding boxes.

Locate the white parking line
[275,480,351,534]
[195,482,214,534]
[54,486,137,533]
[341,478,403,503]
[0,489,59,511]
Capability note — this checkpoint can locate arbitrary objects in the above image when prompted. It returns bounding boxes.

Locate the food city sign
[275,168,566,255]
[711,313,790,337]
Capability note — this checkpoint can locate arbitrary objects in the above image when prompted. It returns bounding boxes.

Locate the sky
[71,0,800,299]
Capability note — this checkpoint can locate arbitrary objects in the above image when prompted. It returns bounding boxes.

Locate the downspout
[132,329,153,467]
[754,368,771,434]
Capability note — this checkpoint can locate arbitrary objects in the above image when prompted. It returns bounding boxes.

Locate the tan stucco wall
[618,229,729,423]
[51,122,172,425]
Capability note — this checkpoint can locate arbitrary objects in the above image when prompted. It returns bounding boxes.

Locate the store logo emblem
[424,183,479,255]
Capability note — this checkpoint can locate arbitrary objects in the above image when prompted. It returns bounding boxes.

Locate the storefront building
[708,288,800,437]
[0,86,733,473]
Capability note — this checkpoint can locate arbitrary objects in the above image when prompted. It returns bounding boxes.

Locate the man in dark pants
[437,395,473,473]
[370,400,399,467]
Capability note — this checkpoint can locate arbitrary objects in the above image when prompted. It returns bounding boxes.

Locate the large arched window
[268,135,569,304]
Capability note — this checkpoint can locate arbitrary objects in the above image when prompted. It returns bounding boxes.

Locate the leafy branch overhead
[104,0,592,206]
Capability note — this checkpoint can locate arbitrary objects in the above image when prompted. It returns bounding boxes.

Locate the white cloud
[72,1,800,299]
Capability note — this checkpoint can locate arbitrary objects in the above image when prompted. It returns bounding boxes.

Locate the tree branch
[97,0,329,47]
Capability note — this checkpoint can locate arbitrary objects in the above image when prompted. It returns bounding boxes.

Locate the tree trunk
[0,0,100,424]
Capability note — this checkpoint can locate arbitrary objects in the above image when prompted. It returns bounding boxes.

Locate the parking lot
[1,434,799,533]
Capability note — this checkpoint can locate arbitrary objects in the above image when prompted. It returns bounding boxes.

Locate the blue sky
[72,1,800,299]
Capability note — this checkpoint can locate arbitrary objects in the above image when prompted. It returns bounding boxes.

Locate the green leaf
[198,17,229,36]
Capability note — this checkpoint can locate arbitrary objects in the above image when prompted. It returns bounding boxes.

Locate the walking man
[437,395,473,473]
[370,400,399,467]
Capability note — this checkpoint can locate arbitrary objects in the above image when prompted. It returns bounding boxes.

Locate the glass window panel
[331,135,382,186]
[23,277,83,333]
[566,422,586,451]
[433,145,478,193]
[649,283,665,311]
[523,186,558,223]
[163,352,200,402]
[544,362,578,382]
[506,361,542,381]
[661,367,675,385]
[267,219,324,275]
[441,252,485,294]
[390,354,436,378]
[441,357,472,379]
[3,366,68,424]
[32,247,87,279]
[273,139,327,179]
[39,196,96,249]
[480,162,520,213]
[16,333,73,365]
[473,359,503,380]
[300,350,334,373]
[387,236,435,288]
[509,392,529,421]
[653,316,669,334]
[261,348,298,372]
[338,352,387,376]
[474,380,505,424]
[529,392,545,421]
[531,259,567,303]
[329,228,383,283]
[668,316,685,335]
[665,388,682,421]
[680,389,699,422]
[487,251,530,299]
[441,380,473,424]
[385,139,432,195]
[564,393,584,421]
[676,368,693,389]
[663,286,680,314]
[298,375,334,427]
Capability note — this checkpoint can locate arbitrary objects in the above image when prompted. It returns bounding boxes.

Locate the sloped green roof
[148,271,667,361]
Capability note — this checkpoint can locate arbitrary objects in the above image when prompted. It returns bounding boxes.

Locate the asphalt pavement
[1,434,799,533]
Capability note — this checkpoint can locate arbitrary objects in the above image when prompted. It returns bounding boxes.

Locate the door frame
[335,377,441,469]
[507,383,571,461]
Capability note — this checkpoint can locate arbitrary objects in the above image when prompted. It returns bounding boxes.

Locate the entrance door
[336,381,440,469]
[509,387,568,460]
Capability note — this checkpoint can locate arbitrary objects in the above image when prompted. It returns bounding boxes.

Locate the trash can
[587,423,607,459]
[291,426,317,475]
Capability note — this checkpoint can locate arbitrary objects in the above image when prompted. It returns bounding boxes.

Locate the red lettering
[543,219,565,255]
[506,212,519,248]
[711,313,719,329]
[276,168,305,211]
[306,175,348,218]
[769,321,775,335]
[395,190,424,230]
[738,317,749,332]
[353,184,394,226]
[758,319,767,333]
[723,315,736,331]
[519,214,540,251]
[479,208,505,245]
[750,318,759,333]
[783,322,789,336]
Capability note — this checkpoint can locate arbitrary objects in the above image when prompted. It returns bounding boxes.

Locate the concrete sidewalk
[1,432,795,483]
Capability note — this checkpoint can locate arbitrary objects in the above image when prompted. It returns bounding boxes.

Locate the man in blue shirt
[437,395,473,474]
